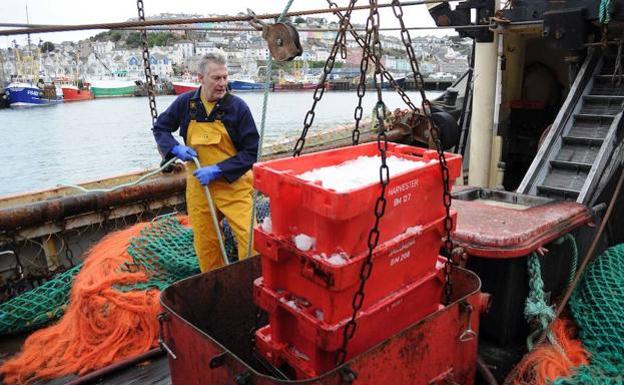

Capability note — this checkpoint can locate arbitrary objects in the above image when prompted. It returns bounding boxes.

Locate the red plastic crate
[255,213,455,324]
[254,262,445,377]
[256,325,315,379]
[253,142,462,256]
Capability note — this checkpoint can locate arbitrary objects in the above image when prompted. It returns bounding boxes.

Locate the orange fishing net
[0,217,190,384]
[509,318,589,385]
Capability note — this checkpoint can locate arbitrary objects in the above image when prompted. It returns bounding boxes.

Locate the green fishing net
[0,265,82,334]
[554,244,624,384]
[0,199,270,335]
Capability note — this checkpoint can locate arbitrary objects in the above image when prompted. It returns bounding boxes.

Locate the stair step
[563,135,605,145]
[537,185,581,200]
[550,159,593,172]
[573,113,615,124]
[591,76,624,96]
[569,122,610,139]
[594,74,624,79]
[538,167,587,200]
[579,99,623,115]
[555,142,600,166]
[583,94,624,101]
[599,65,623,75]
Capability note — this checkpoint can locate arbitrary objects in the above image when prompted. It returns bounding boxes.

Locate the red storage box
[254,262,445,377]
[255,213,454,324]
[253,142,461,256]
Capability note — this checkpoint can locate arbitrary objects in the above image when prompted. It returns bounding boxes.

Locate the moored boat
[228,78,265,91]
[61,83,94,101]
[5,81,63,107]
[274,81,332,91]
[90,80,138,98]
[171,81,199,95]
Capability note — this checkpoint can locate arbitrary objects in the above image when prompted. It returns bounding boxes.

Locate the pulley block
[248,10,303,62]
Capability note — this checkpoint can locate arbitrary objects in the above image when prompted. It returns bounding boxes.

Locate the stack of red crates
[252,143,462,379]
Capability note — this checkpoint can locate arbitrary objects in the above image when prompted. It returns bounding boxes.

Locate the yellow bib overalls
[185,95,255,272]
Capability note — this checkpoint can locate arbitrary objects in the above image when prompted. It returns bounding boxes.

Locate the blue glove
[170,145,197,161]
[193,165,223,185]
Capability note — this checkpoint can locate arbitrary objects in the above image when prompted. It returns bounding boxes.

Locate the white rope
[246,0,296,259]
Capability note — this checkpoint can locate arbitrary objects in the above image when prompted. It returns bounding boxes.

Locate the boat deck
[0,334,171,385]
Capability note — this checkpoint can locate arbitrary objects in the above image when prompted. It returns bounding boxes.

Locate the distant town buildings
[0,14,471,83]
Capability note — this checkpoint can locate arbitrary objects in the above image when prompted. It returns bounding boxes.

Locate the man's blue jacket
[152,88,259,183]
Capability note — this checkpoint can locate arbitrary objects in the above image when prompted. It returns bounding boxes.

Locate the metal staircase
[518,49,624,205]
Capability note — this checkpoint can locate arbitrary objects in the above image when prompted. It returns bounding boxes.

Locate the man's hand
[170,145,197,161]
[193,165,223,185]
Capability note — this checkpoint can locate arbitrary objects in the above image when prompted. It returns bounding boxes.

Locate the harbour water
[0,90,439,196]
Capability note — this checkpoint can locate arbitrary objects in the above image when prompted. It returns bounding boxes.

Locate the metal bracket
[209,352,227,369]
[458,302,477,342]
[157,312,177,360]
[427,0,495,42]
[339,366,358,384]
[234,371,252,385]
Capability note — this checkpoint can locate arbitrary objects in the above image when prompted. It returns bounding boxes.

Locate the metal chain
[293,0,359,156]
[336,0,389,365]
[351,4,373,145]
[137,0,158,125]
[391,0,455,303]
[326,0,420,116]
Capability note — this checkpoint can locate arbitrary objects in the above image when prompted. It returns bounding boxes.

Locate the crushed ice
[326,252,349,266]
[298,155,428,192]
[293,234,315,251]
[261,216,272,233]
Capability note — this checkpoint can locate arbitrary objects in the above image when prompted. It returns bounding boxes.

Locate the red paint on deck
[452,190,591,258]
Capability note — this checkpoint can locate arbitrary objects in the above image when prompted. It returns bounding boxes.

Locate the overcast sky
[1,0,452,48]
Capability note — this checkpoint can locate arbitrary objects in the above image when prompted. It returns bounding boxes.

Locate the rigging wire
[0,21,543,34]
[246,0,296,258]
[0,0,467,36]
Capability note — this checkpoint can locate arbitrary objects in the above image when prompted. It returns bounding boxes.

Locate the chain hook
[246,9,266,31]
[458,302,477,342]
[157,312,177,359]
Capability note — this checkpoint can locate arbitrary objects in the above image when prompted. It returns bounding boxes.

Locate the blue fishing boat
[5,81,63,107]
[228,77,265,92]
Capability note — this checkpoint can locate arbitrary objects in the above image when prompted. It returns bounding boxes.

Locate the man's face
[199,63,228,102]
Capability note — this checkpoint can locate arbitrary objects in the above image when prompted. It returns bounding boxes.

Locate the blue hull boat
[6,82,63,107]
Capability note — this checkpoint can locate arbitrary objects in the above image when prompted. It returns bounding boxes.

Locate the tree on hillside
[110,31,123,42]
[125,32,142,48]
[147,32,176,47]
[93,31,111,41]
[41,41,55,53]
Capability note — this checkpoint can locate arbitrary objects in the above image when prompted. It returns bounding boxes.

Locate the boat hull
[274,82,332,91]
[62,87,94,101]
[6,84,63,107]
[228,80,265,91]
[91,85,137,98]
[172,82,199,95]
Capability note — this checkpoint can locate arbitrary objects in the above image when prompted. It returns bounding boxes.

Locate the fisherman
[152,53,259,272]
